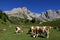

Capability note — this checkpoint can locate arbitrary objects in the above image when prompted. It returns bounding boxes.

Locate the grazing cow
[38,26,51,38]
[15,26,23,33]
[28,26,39,38]
[28,26,53,38]
[38,26,53,38]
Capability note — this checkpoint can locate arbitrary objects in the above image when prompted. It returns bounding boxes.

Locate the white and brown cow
[28,26,53,38]
[39,26,53,38]
[15,26,23,33]
[28,26,39,38]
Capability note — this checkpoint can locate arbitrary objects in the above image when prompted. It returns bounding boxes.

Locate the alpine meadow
[0,7,60,40]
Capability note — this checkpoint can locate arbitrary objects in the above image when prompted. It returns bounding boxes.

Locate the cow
[15,26,23,33]
[28,26,53,38]
[38,26,53,38]
[28,26,39,38]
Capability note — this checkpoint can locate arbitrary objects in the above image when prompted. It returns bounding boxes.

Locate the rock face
[4,7,60,22]
[41,10,60,21]
[4,7,41,21]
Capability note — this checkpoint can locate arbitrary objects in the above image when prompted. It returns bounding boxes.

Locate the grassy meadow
[0,24,60,40]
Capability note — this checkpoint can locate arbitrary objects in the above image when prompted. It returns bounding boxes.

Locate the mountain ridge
[4,7,60,22]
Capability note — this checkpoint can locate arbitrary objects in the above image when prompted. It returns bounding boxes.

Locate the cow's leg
[31,29,33,34]
[33,35,36,38]
[36,29,39,37]
[33,31,36,38]
[36,34,38,37]
[33,30,37,38]
[33,32,36,38]
[47,32,49,38]
[33,34,38,38]
[45,31,49,38]
[33,33,37,38]
[38,29,42,36]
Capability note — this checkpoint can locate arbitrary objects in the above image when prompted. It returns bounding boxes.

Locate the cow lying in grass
[15,26,23,33]
[28,26,53,38]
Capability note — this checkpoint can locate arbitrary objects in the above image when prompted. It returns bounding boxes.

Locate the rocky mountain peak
[4,7,60,22]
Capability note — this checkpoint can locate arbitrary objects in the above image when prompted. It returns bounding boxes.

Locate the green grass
[0,24,60,40]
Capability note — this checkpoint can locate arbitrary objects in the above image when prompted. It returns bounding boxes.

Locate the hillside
[0,10,11,27]
[40,19,60,27]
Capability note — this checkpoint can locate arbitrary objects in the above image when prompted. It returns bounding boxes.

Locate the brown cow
[38,26,51,38]
[28,26,53,38]
[38,26,53,38]
[28,26,39,38]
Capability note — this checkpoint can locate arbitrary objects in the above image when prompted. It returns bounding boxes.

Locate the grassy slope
[41,19,60,27]
[0,24,60,40]
[0,18,60,40]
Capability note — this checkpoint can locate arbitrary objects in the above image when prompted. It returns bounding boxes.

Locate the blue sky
[0,0,60,13]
